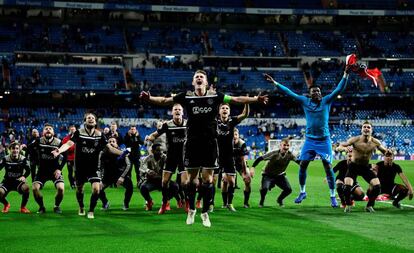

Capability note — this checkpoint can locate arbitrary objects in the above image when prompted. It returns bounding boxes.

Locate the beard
[86,124,95,130]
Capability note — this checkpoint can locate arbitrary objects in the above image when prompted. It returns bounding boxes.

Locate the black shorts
[139,181,162,191]
[102,172,119,186]
[345,162,377,184]
[164,155,185,174]
[235,162,245,175]
[102,173,130,186]
[261,173,291,191]
[0,179,26,194]
[336,169,348,182]
[34,169,64,189]
[219,157,236,175]
[74,165,101,185]
[351,182,361,192]
[183,138,218,169]
[381,184,398,195]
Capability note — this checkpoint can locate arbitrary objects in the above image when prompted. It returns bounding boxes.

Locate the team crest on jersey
[184,158,189,166]
[189,100,195,104]
[207,98,214,105]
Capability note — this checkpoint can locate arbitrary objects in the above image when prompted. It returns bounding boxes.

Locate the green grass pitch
[0,160,413,253]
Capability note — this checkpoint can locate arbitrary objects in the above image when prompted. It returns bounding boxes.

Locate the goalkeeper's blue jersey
[276,77,348,139]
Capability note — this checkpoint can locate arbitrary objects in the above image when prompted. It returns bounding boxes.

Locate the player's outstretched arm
[229,94,268,105]
[251,156,264,168]
[336,137,358,151]
[325,71,350,103]
[236,104,250,121]
[140,91,174,106]
[263,73,303,101]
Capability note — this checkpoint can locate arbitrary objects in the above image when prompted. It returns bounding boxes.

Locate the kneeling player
[252,137,299,207]
[0,142,31,214]
[338,122,388,213]
[333,150,365,208]
[98,137,133,211]
[30,124,66,214]
[373,151,413,209]
[138,144,179,211]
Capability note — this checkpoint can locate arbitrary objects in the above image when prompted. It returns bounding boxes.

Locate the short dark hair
[43,123,53,129]
[309,84,321,90]
[83,112,97,122]
[9,142,20,150]
[108,136,117,142]
[129,125,137,129]
[385,150,394,157]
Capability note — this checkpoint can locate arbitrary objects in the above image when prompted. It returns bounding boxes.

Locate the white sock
[330,189,336,197]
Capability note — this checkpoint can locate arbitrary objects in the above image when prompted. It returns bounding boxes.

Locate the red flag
[357,65,386,93]
[346,54,386,93]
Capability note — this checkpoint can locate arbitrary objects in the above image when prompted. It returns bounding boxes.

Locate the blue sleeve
[276,83,306,103]
[325,77,348,103]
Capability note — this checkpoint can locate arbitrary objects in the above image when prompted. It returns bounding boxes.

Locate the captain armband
[223,95,232,103]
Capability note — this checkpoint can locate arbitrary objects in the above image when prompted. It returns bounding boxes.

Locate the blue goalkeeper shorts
[299,136,333,164]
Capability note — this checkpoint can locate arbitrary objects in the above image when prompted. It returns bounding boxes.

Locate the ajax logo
[192,107,212,114]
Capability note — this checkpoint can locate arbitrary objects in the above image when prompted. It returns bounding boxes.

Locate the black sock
[244,190,251,205]
[211,185,216,205]
[202,183,213,213]
[123,179,133,207]
[336,183,345,205]
[99,190,108,206]
[76,191,84,208]
[181,184,188,201]
[21,191,29,208]
[55,191,63,207]
[343,184,352,206]
[34,194,44,208]
[0,195,8,206]
[367,185,381,207]
[278,187,292,203]
[162,185,169,204]
[259,188,267,205]
[228,186,235,205]
[221,191,228,206]
[196,185,203,201]
[89,193,99,212]
[188,183,197,210]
